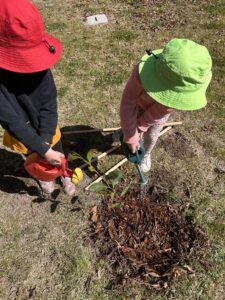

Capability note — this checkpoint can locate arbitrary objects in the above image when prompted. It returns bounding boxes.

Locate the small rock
[85,14,108,26]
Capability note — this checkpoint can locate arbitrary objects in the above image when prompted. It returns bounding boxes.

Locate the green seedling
[68,150,131,208]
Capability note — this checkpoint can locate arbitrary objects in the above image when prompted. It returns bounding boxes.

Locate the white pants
[143,115,170,154]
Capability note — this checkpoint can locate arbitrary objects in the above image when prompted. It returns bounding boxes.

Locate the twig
[62,122,182,135]
[159,126,172,136]
[80,145,121,169]
[164,121,182,126]
[63,127,121,135]
[85,158,128,190]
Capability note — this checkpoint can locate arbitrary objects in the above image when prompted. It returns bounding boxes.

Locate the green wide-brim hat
[139,39,212,110]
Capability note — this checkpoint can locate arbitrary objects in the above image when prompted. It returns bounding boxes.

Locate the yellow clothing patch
[3,126,61,154]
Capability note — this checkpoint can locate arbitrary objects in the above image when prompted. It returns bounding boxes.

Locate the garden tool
[24,153,83,183]
[120,135,148,186]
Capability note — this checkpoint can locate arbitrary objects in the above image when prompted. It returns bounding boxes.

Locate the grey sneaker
[140,153,151,173]
[38,180,55,194]
[61,176,76,196]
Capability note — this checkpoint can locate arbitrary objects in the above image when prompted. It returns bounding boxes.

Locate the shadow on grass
[61,124,124,176]
[0,149,65,213]
[61,124,123,155]
[0,125,123,202]
[32,189,82,214]
[0,149,41,196]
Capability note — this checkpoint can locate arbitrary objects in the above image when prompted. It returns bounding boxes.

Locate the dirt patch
[162,131,195,159]
[89,185,207,289]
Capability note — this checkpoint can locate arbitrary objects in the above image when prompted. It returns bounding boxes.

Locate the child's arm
[0,87,51,157]
[120,64,173,152]
[137,101,173,133]
[120,65,143,151]
[38,69,58,145]
[0,93,64,164]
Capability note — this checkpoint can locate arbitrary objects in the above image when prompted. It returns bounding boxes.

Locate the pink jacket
[120,64,173,144]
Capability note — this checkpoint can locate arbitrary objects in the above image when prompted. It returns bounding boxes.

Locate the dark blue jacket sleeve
[0,85,50,157]
[38,69,58,144]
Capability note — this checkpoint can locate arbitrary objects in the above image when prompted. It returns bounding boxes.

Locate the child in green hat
[120,38,212,172]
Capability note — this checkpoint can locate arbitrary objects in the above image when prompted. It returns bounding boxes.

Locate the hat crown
[0,0,44,48]
[156,39,212,90]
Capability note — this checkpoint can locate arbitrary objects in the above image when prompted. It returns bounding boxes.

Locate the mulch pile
[89,186,208,289]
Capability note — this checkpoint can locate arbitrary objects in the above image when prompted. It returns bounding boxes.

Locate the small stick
[80,145,121,169]
[62,122,182,135]
[63,127,121,135]
[85,158,128,191]
[164,121,182,126]
[159,126,172,136]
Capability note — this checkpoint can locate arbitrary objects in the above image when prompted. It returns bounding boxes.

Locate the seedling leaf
[68,152,81,161]
[109,202,121,209]
[110,191,115,201]
[121,184,130,197]
[87,149,94,162]
[105,170,123,187]
[88,182,108,193]
[88,165,95,173]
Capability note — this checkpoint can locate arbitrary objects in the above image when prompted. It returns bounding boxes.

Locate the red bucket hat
[0,0,62,73]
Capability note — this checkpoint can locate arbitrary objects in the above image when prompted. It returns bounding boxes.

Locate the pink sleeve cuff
[137,124,149,133]
[123,130,139,145]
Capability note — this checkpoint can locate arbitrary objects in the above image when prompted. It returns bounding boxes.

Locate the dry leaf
[183,265,194,274]
[93,222,102,234]
[150,283,161,289]
[108,219,115,239]
[158,248,172,253]
[90,184,207,288]
[90,206,98,222]
[108,227,114,239]
[148,271,160,278]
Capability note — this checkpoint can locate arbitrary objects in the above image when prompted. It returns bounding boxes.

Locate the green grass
[0,0,225,299]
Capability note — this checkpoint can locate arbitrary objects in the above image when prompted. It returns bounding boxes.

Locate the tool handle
[61,158,73,177]
[135,164,148,185]
[120,135,145,164]
[135,147,143,165]
[61,158,67,172]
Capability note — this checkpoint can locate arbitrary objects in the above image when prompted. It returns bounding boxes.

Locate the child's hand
[126,130,144,153]
[139,131,144,140]
[127,142,140,154]
[44,148,65,166]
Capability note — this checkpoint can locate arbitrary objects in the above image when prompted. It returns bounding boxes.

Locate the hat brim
[139,49,212,111]
[0,33,62,73]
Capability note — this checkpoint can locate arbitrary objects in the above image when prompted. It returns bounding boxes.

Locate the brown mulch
[89,185,208,289]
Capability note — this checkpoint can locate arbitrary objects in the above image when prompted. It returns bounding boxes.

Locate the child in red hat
[0,0,75,195]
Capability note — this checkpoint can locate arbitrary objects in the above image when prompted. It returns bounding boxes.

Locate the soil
[89,183,208,289]
[161,131,195,159]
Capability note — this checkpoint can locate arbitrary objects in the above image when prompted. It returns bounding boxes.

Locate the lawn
[0,0,225,299]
